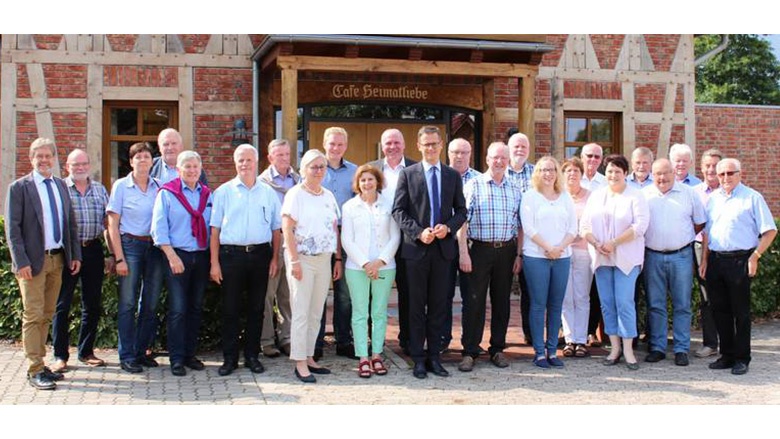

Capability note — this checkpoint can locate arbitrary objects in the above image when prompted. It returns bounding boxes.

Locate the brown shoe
[78,354,106,367]
[280,343,291,356]
[262,345,281,358]
[458,356,475,372]
[50,359,68,373]
[490,352,510,368]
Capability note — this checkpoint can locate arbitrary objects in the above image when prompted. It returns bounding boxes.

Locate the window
[564,112,621,159]
[102,102,178,186]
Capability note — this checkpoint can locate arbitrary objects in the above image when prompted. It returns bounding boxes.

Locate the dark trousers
[634,272,649,337]
[219,244,271,363]
[166,249,209,364]
[406,249,453,364]
[518,270,532,341]
[316,249,353,349]
[694,242,719,349]
[51,240,104,361]
[461,243,514,357]
[443,253,471,349]
[588,279,602,336]
[395,253,410,349]
[706,250,753,364]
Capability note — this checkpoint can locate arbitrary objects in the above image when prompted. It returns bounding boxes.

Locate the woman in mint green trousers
[341,164,400,378]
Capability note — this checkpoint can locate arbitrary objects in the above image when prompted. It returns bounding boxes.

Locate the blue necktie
[43,179,62,243]
[430,166,440,226]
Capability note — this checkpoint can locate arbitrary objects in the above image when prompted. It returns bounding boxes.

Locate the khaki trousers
[286,252,332,361]
[18,254,64,375]
[261,248,292,347]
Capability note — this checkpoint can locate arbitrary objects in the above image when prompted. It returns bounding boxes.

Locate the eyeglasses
[717,170,739,177]
[584,154,601,159]
[539,168,557,173]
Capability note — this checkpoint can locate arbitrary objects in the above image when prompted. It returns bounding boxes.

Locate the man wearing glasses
[699,158,776,375]
[580,143,606,191]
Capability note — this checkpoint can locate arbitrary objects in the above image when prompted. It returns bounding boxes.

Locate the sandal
[358,360,372,378]
[371,357,388,376]
[574,344,589,357]
[562,343,575,357]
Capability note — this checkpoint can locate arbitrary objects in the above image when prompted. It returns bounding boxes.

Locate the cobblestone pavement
[1,295,778,405]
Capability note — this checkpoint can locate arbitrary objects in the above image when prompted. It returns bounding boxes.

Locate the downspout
[695,34,730,66]
[252,60,259,148]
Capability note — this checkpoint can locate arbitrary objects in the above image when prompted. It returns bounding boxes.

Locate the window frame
[563,111,622,159]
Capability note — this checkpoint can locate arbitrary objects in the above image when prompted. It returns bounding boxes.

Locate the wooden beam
[16,98,88,112]
[178,67,194,151]
[166,34,185,54]
[204,34,223,54]
[27,63,61,176]
[238,34,255,56]
[77,34,93,52]
[634,112,686,124]
[656,82,678,157]
[93,34,105,52]
[61,35,77,51]
[133,34,152,53]
[277,55,538,78]
[551,77,564,159]
[496,108,552,123]
[281,68,298,167]
[8,50,252,68]
[194,101,253,115]
[538,66,693,83]
[622,80,636,156]
[519,73,536,160]
[102,86,179,101]
[1,62,18,207]
[684,79,696,152]
[563,98,625,112]
[86,64,103,182]
[482,79,495,149]
[223,35,238,56]
[1,34,17,51]
[17,34,36,50]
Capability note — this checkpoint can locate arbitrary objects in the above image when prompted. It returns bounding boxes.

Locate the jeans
[561,248,592,344]
[345,268,396,357]
[117,235,164,363]
[594,265,640,339]
[524,256,571,357]
[316,249,353,349]
[644,246,694,353]
[219,244,271,363]
[166,249,209,364]
[52,240,104,361]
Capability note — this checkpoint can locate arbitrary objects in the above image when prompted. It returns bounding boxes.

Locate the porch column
[518,72,536,161]
[281,67,299,167]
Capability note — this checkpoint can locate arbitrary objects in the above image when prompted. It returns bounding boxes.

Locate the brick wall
[696,104,780,214]
[103,66,177,87]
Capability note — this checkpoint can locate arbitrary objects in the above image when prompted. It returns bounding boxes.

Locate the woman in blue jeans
[580,154,649,370]
[107,142,164,374]
[520,156,577,368]
[341,165,400,378]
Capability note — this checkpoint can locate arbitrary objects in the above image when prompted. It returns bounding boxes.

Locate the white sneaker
[695,346,717,358]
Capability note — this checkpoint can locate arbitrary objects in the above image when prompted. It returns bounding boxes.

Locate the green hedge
[1,216,778,347]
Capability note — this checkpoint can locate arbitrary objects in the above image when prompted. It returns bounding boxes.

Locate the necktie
[430,166,440,226]
[43,179,62,243]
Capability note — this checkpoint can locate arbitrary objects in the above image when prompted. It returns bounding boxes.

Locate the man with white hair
[151,128,208,186]
[627,147,654,189]
[700,158,776,375]
[580,143,606,191]
[669,143,702,187]
[209,144,282,376]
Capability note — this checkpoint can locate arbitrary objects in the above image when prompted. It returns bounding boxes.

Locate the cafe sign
[332,84,430,100]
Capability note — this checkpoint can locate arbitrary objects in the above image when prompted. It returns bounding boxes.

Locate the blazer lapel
[24,174,45,229]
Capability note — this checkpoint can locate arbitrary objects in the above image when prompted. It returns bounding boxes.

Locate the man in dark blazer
[5,137,81,390]
[392,126,467,379]
[150,128,208,186]
[368,128,417,355]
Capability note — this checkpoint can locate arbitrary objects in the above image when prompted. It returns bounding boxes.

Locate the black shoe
[709,357,736,370]
[42,366,64,382]
[313,348,323,362]
[294,368,316,383]
[218,361,238,376]
[645,351,666,363]
[28,372,56,390]
[184,357,205,371]
[245,358,265,374]
[674,352,689,366]
[120,361,143,374]
[336,343,358,360]
[425,360,450,377]
[308,365,331,375]
[412,362,427,379]
[731,361,749,375]
[138,355,159,368]
[402,347,411,356]
[170,363,187,376]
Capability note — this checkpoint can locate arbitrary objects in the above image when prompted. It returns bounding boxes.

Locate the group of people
[4,124,775,390]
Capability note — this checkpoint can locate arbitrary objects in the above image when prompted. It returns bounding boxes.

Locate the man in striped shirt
[456,142,522,372]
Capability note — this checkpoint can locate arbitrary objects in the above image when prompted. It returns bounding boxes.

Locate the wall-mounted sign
[332,84,430,100]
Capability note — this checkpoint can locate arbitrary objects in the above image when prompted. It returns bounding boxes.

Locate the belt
[647,243,692,255]
[471,239,515,249]
[81,238,100,247]
[123,233,152,242]
[711,249,754,259]
[45,248,63,255]
[221,243,271,253]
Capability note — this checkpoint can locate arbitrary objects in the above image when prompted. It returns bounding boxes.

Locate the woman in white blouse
[520,156,577,368]
[282,149,341,383]
[341,164,400,378]
[580,154,649,371]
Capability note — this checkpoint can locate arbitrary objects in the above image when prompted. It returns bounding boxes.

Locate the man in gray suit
[368,128,417,355]
[5,137,81,390]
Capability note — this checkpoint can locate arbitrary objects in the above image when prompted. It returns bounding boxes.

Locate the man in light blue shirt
[318,127,357,359]
[669,143,702,187]
[209,144,282,376]
[627,147,654,189]
[700,158,777,375]
[642,159,706,367]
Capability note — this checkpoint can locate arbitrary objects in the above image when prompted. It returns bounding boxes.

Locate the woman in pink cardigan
[580,154,649,370]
